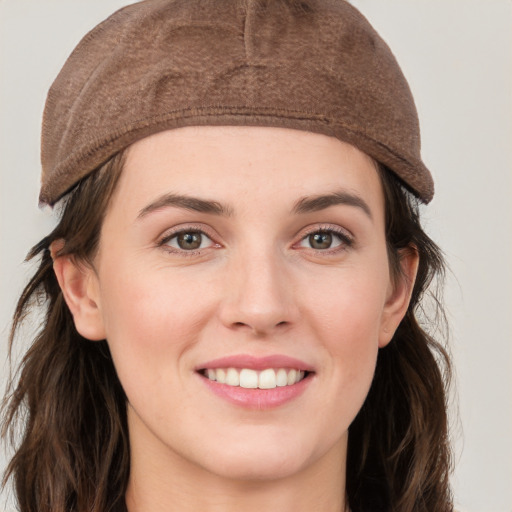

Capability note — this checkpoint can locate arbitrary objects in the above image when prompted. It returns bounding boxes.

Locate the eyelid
[157,223,221,253]
[294,224,355,251]
[155,222,354,256]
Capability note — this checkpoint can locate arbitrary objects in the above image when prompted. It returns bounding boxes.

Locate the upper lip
[196,354,314,372]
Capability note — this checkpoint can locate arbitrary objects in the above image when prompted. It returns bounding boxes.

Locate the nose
[218,248,299,336]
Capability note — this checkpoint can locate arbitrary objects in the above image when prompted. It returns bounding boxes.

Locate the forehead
[113,126,384,218]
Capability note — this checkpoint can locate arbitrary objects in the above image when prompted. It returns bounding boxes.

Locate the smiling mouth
[199,368,310,390]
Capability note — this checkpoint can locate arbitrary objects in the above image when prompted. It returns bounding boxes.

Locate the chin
[194,432,323,482]
[207,453,308,482]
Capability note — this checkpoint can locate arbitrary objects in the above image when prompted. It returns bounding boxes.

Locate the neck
[126,460,347,512]
[125,412,348,512]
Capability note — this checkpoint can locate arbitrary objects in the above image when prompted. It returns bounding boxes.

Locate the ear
[378,247,419,348]
[51,240,106,341]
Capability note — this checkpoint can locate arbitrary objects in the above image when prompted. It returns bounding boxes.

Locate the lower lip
[199,374,312,409]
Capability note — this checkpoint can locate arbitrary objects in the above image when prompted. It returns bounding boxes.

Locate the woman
[1,1,453,511]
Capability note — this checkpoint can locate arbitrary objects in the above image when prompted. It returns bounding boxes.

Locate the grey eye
[298,230,348,251]
[177,232,203,250]
[164,230,212,251]
[308,232,333,249]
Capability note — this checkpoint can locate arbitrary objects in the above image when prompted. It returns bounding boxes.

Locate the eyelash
[296,225,354,254]
[158,225,219,257]
[157,224,354,256]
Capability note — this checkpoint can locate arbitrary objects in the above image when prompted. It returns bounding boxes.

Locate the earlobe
[51,241,106,341]
[378,247,419,348]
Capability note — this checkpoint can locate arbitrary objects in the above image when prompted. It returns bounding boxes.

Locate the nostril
[233,320,289,329]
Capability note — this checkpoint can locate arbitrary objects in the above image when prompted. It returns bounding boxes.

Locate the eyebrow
[137,193,233,219]
[292,190,373,219]
[137,189,372,220]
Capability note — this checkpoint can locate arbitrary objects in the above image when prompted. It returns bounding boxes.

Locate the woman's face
[68,126,415,482]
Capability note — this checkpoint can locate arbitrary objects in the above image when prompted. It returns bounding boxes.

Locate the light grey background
[1,1,511,511]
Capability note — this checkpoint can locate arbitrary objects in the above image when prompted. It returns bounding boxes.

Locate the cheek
[304,262,389,406]
[309,268,388,348]
[96,264,216,387]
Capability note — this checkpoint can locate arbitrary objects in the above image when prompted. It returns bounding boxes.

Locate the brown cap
[40,0,434,205]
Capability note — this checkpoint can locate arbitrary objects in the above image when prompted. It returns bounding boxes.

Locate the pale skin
[52,126,418,512]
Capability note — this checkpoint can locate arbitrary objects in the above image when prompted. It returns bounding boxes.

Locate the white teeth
[276,368,288,387]
[239,369,258,389]
[226,368,240,386]
[216,368,227,384]
[203,367,307,389]
[258,368,276,389]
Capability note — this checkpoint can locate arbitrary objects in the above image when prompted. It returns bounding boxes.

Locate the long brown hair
[346,167,453,512]
[1,156,453,512]
[2,154,129,512]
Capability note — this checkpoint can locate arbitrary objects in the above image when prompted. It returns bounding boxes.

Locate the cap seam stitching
[43,106,423,203]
